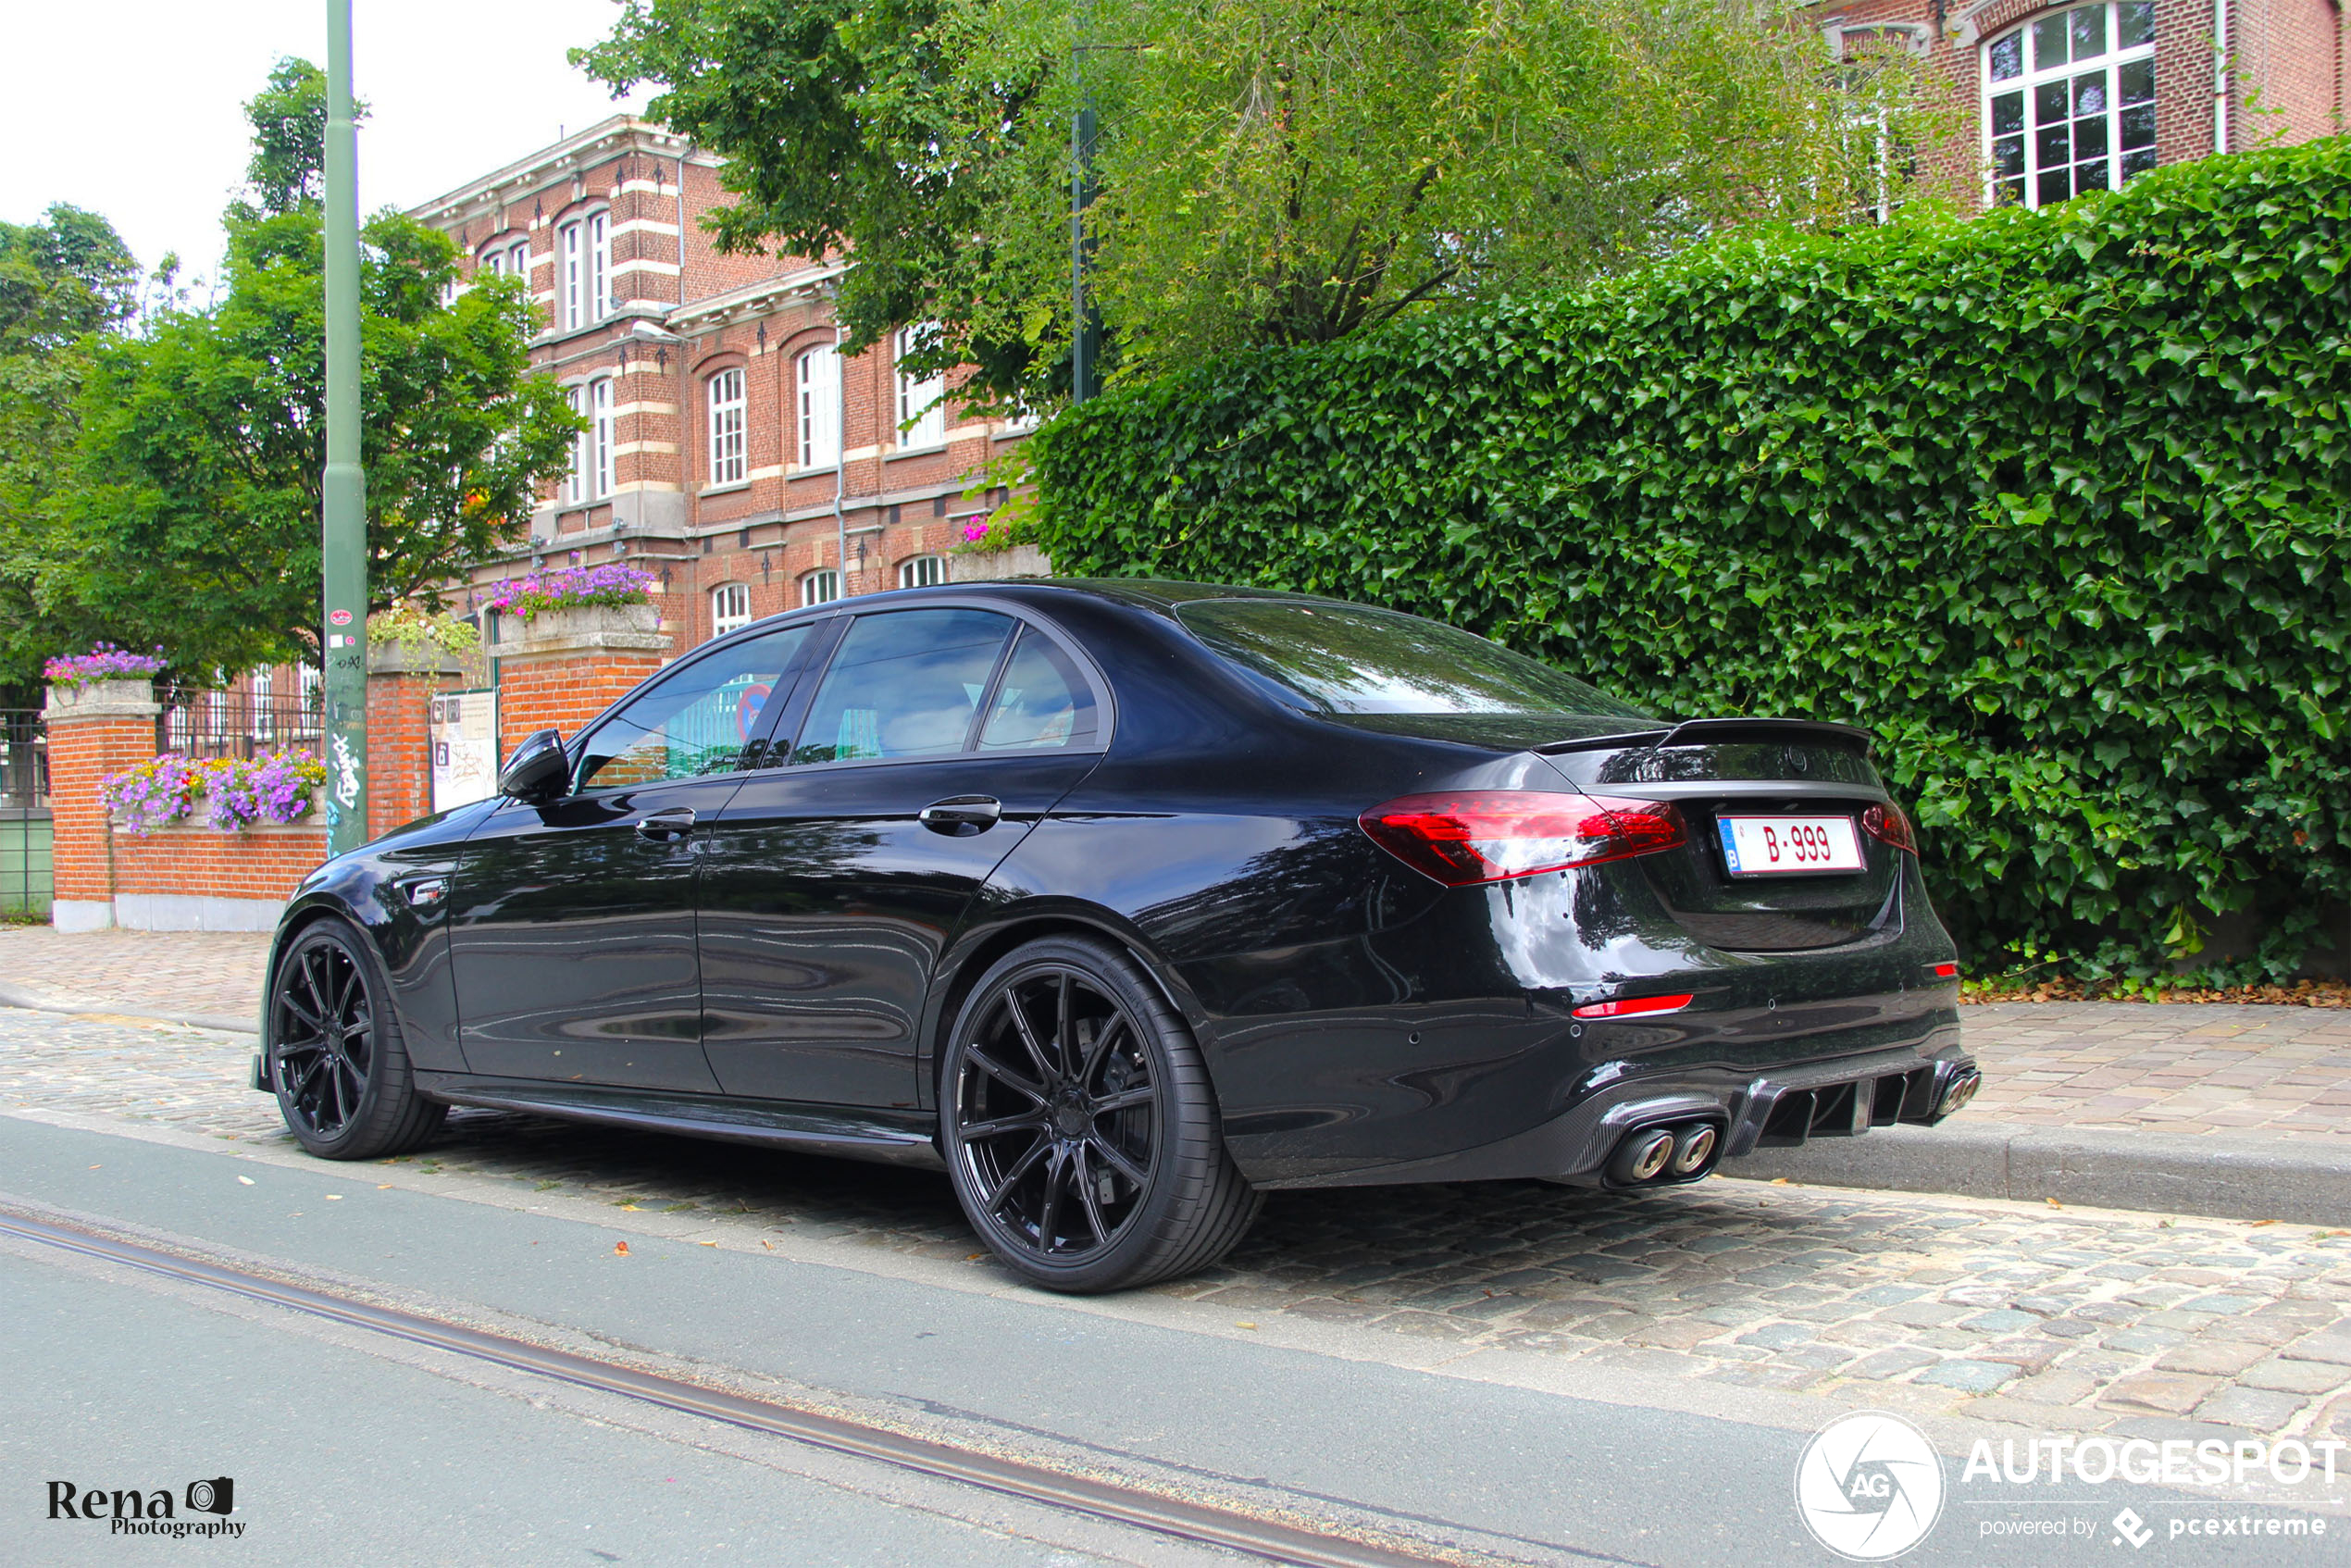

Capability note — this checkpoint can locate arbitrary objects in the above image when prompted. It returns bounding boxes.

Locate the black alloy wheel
[942,936,1260,1293]
[269,921,444,1160]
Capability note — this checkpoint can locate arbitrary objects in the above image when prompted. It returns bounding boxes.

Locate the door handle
[634,806,697,842]
[919,795,1001,836]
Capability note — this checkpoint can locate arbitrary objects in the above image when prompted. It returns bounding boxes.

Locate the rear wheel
[941,937,1259,1293]
[267,920,444,1160]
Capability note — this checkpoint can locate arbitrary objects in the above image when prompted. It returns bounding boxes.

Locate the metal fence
[158,684,323,762]
[0,709,49,919]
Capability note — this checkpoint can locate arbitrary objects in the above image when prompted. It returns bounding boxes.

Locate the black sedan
[256,579,1979,1292]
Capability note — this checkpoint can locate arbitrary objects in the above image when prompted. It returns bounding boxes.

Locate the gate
[0,709,50,920]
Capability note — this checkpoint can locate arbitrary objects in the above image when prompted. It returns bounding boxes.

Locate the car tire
[941,936,1261,1293]
[267,918,445,1161]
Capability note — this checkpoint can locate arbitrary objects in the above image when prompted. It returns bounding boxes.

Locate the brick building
[1818,0,2341,208]
[404,117,1035,676]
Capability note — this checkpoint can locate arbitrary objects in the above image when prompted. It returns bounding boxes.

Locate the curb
[1721,1121,2351,1228]
[0,983,257,1038]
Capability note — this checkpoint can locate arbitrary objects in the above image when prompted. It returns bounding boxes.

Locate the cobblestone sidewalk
[4,926,2349,1143]
[4,1003,2351,1452]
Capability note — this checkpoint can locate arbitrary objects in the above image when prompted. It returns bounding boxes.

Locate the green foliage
[579,0,1925,401]
[0,205,142,701]
[1032,140,2351,980]
[48,59,578,682]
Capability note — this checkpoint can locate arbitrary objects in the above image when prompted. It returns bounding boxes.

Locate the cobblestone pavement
[6,1004,2351,1451]
[6,927,2351,1142]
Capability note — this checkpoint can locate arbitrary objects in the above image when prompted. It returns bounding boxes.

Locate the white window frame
[801,569,840,607]
[707,367,747,487]
[1983,1,2157,209]
[588,377,616,500]
[897,555,947,589]
[796,344,841,469]
[587,211,610,320]
[563,383,587,504]
[711,582,753,637]
[895,325,947,450]
[251,669,275,740]
[558,219,583,330]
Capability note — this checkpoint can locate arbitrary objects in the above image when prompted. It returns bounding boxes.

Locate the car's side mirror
[498,728,569,802]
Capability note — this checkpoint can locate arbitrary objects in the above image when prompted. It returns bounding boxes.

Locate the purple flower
[482,563,655,623]
[101,749,324,835]
[47,642,167,688]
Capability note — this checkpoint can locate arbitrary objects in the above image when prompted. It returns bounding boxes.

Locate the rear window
[1175,599,1648,718]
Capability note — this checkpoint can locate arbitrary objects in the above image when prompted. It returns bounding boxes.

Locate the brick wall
[496,645,668,753]
[367,671,426,837]
[44,713,150,907]
[111,827,328,904]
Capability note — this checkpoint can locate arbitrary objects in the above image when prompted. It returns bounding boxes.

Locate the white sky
[1,0,654,284]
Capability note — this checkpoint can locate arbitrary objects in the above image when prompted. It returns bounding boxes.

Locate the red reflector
[1358,791,1686,887]
[1933,962,1959,978]
[1861,802,1919,855]
[1573,993,1695,1021]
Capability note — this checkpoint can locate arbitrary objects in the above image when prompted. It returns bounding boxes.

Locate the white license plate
[1716,815,1865,876]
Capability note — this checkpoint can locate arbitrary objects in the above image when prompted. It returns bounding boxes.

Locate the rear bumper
[1250,1023,1977,1190]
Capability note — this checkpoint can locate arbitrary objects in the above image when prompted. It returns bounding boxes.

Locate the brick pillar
[43,679,161,932]
[493,604,670,763]
[366,647,462,838]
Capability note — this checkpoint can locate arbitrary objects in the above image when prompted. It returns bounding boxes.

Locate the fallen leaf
[698,1239,718,1248]
[236,1176,255,1186]
[1235,1321,1259,1330]
[324,1194,342,1201]
[761,1240,775,1251]
[613,1240,630,1256]
[966,1252,986,1262]
[1769,1177,1789,1185]
[2251,1219,2276,1226]
[88,1164,100,1169]
[377,1183,392,1189]
[2046,1198,2062,1208]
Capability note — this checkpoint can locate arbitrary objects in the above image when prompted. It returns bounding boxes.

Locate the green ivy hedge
[1032,139,2351,979]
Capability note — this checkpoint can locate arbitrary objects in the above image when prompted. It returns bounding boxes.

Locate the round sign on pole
[329,609,353,626]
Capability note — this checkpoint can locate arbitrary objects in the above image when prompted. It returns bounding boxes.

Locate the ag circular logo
[1795,1411,1946,1561]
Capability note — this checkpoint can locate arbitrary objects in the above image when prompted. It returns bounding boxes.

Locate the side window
[978,628,1100,752]
[575,625,810,790]
[791,609,1014,765]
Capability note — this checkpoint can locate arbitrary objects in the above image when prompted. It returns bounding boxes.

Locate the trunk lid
[1536,721,1899,952]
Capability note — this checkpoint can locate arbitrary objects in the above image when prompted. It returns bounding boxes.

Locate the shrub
[1032,140,2351,980]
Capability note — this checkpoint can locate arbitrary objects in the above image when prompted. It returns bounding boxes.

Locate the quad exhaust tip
[1606,1119,1723,1187]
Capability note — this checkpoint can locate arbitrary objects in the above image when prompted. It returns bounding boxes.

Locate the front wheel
[267,920,445,1160]
[941,937,1260,1293]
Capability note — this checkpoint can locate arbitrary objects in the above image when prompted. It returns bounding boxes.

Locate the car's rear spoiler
[1533,717,1876,758]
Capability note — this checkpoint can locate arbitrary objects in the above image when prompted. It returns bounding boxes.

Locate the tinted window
[791,609,1014,765]
[576,625,809,790]
[978,628,1100,751]
[1175,599,1648,718]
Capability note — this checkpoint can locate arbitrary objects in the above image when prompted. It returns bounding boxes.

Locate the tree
[578,0,1923,398]
[50,59,578,681]
[0,205,142,702]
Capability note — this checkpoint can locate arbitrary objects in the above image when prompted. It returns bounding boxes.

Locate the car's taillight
[1359,791,1686,887]
[1861,802,1919,855]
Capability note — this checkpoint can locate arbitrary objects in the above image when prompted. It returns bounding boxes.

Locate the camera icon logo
[184,1477,234,1516]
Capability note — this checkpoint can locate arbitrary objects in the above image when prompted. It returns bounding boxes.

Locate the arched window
[588,376,615,499]
[796,344,840,468]
[801,568,841,607]
[895,324,947,449]
[556,212,610,329]
[1984,1,2156,207]
[712,582,753,637]
[707,367,747,485]
[898,555,946,589]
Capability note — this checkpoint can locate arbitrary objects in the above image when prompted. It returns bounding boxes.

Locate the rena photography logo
[46,1475,243,1539]
[1796,1412,1947,1561]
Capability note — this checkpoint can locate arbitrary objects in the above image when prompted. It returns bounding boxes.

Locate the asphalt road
[3,1114,2345,1567]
